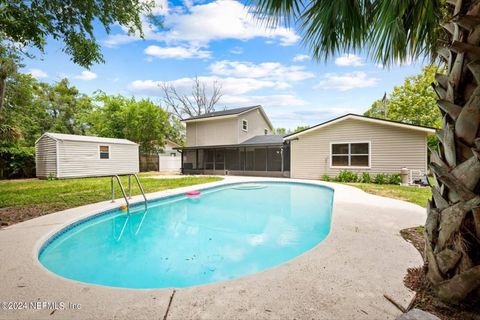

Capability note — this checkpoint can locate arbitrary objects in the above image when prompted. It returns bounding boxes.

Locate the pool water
[39,182,334,288]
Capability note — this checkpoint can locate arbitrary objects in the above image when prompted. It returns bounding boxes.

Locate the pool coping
[0,176,426,320]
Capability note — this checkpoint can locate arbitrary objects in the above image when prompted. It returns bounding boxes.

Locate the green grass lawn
[0,174,222,225]
[346,183,431,207]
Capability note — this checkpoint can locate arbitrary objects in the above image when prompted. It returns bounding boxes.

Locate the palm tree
[253,0,480,303]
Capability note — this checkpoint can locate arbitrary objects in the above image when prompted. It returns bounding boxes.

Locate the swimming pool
[39,182,334,289]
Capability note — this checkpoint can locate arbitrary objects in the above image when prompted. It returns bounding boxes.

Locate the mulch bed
[400,227,480,320]
[0,205,61,227]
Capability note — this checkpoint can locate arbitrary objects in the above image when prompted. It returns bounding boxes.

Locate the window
[242,119,248,131]
[264,128,268,135]
[99,145,109,159]
[331,142,369,167]
[170,153,176,157]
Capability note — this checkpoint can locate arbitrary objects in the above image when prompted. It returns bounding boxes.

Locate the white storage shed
[35,133,139,179]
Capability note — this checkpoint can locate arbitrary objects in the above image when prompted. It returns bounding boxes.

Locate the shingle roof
[283,113,437,139]
[182,106,260,121]
[42,133,138,145]
[240,135,285,145]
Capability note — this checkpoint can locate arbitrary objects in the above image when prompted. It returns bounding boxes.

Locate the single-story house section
[35,133,139,179]
[285,114,436,179]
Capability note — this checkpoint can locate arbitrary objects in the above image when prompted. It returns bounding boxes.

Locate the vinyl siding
[57,141,139,178]
[186,117,238,146]
[238,108,272,143]
[35,135,57,178]
[290,118,428,180]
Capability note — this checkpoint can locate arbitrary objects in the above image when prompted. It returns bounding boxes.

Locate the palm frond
[252,0,445,66]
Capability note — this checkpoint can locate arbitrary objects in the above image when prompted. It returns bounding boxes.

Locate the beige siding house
[179,109,435,181]
[35,133,139,179]
[285,114,435,180]
[180,106,287,176]
[185,106,273,147]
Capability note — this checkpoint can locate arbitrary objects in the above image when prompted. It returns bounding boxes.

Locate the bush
[373,173,387,184]
[336,170,358,183]
[360,172,371,183]
[320,175,331,181]
[0,146,36,178]
[388,174,401,185]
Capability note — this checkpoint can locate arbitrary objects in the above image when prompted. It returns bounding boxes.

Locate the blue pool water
[39,182,334,288]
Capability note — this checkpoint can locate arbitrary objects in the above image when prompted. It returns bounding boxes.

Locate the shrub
[320,175,331,181]
[0,146,36,178]
[373,173,387,184]
[388,174,401,185]
[336,170,358,183]
[360,172,371,183]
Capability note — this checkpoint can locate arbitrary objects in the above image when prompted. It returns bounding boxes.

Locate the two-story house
[179,105,291,177]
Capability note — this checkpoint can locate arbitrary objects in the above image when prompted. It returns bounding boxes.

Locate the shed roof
[283,113,437,140]
[37,133,138,145]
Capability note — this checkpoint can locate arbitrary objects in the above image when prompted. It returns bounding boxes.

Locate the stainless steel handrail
[111,174,148,211]
[111,175,130,207]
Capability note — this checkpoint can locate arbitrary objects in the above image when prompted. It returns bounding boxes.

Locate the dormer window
[264,128,268,135]
[242,119,248,132]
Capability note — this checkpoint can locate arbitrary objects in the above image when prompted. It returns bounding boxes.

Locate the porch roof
[175,135,285,150]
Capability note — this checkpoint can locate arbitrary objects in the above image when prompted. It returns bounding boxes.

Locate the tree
[365,65,442,128]
[161,76,223,119]
[273,127,287,134]
[0,45,21,110]
[87,93,174,155]
[0,0,155,68]
[254,0,480,303]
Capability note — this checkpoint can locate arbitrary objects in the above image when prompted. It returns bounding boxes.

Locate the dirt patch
[401,227,480,320]
[0,205,64,227]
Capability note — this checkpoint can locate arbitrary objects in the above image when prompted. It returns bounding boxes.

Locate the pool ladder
[111,174,148,211]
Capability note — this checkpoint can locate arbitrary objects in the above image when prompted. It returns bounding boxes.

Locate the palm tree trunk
[426,0,480,303]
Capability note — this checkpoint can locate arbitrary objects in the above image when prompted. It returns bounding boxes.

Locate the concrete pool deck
[0,176,425,320]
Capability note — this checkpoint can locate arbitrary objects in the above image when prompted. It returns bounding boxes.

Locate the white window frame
[329,141,371,169]
[241,119,248,132]
[99,145,110,160]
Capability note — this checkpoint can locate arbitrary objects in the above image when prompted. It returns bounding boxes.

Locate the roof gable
[36,133,138,145]
[182,106,260,121]
[183,105,273,130]
[284,114,436,140]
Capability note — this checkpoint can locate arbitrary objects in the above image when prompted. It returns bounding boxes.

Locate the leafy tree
[293,125,310,133]
[254,0,480,303]
[273,127,287,134]
[365,65,442,128]
[0,0,155,68]
[87,93,175,154]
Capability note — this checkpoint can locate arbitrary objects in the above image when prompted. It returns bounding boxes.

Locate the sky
[23,0,426,130]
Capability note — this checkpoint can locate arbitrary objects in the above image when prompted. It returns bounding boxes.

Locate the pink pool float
[186,190,201,197]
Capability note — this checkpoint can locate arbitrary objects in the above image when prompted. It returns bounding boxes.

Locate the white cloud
[230,46,243,55]
[293,54,309,62]
[220,94,307,107]
[315,72,378,91]
[210,60,314,82]
[144,45,211,59]
[335,54,364,67]
[74,70,98,81]
[144,0,169,16]
[130,76,285,96]
[104,0,299,50]
[28,68,48,79]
